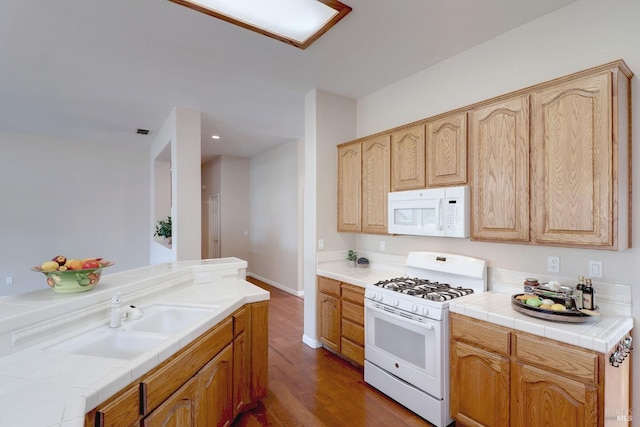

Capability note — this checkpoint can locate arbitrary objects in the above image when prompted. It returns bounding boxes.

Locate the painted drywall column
[150,107,202,263]
[302,90,356,348]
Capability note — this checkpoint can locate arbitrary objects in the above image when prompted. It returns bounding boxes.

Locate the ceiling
[0,0,578,163]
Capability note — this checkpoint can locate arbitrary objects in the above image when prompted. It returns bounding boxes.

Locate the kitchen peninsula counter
[0,258,269,427]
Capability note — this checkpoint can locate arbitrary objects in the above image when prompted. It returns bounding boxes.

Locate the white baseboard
[247,272,304,298]
[302,334,323,348]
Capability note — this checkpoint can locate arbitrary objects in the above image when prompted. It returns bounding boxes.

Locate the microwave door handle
[438,198,444,231]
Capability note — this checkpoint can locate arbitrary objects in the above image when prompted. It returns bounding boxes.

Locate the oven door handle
[366,304,435,330]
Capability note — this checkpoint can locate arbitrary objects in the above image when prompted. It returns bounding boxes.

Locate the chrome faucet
[110,292,144,328]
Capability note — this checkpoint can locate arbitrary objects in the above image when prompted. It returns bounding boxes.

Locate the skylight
[169,0,352,49]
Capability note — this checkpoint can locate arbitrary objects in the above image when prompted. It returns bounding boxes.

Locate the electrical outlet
[547,256,560,273]
[5,277,12,285]
[380,240,386,252]
[589,261,603,279]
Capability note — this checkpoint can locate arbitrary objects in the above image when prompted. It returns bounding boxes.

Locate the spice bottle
[524,278,539,294]
[575,276,585,309]
[583,279,594,310]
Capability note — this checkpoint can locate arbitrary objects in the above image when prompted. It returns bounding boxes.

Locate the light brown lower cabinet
[317,276,365,366]
[450,313,630,427]
[86,302,268,427]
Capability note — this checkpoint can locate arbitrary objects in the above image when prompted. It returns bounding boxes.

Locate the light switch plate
[589,261,603,279]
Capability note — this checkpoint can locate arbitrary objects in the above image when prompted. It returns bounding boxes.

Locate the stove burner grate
[373,277,474,301]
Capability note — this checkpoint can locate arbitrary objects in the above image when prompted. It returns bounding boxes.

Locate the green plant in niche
[346,250,358,263]
[154,216,172,238]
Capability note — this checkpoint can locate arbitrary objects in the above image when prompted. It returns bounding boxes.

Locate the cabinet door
[512,363,598,427]
[470,95,530,242]
[319,293,341,352]
[143,377,197,427]
[426,112,467,187]
[531,72,613,247]
[338,142,362,232]
[451,341,510,427]
[391,125,426,190]
[233,306,251,417]
[197,344,234,427]
[362,135,391,234]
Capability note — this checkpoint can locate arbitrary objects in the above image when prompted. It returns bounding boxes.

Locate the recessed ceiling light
[212,135,221,139]
[169,0,352,49]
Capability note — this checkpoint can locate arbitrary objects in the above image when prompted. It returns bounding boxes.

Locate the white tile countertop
[449,291,633,353]
[0,258,269,427]
[316,251,406,287]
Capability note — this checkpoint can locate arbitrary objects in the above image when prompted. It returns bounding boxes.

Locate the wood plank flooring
[234,278,434,427]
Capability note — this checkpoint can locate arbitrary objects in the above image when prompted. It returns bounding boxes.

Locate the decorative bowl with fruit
[32,256,114,294]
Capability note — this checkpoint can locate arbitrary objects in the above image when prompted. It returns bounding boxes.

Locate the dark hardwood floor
[234,277,433,427]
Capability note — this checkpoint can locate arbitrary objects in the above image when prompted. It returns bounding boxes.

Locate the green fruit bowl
[31,261,114,294]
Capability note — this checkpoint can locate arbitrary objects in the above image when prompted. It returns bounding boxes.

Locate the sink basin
[127,304,218,334]
[49,326,169,360]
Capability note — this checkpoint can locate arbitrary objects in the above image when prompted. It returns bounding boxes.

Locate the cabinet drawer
[233,307,247,337]
[515,333,598,383]
[94,382,140,427]
[342,300,364,325]
[450,313,511,356]
[318,276,341,297]
[342,319,364,345]
[141,317,233,414]
[341,337,364,366]
[341,283,364,304]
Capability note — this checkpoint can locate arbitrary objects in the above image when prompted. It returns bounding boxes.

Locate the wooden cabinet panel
[143,376,197,427]
[426,112,467,187]
[141,318,233,414]
[94,383,140,427]
[342,300,364,325]
[531,72,614,247]
[362,135,391,234]
[450,313,511,356]
[450,341,510,427]
[233,307,251,416]
[318,276,341,297]
[512,363,598,427]
[341,319,364,345]
[319,293,341,352]
[470,95,530,242]
[391,125,426,191]
[337,142,362,232]
[341,283,364,305]
[341,337,364,366]
[249,301,269,402]
[515,333,598,383]
[197,344,233,427]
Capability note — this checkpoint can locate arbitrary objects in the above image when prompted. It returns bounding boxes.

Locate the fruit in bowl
[32,256,114,294]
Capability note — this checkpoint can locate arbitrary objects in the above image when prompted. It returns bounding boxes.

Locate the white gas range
[364,251,487,427]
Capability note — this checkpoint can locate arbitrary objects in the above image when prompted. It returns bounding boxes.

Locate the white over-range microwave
[388,185,470,238]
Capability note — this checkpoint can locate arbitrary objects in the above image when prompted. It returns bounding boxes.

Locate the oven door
[364,302,444,399]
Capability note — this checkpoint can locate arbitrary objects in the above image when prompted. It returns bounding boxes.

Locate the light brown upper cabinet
[426,112,468,187]
[531,68,631,249]
[337,135,390,234]
[391,124,426,191]
[470,96,530,242]
[362,135,391,234]
[337,142,362,232]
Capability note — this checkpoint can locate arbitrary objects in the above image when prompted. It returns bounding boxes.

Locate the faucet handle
[111,292,123,305]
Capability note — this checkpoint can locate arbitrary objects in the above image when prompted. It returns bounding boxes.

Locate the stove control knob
[376,293,384,302]
[392,298,399,307]
[421,307,429,316]
[411,304,418,313]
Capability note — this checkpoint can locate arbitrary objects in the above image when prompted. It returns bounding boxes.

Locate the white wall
[303,89,357,347]
[248,140,299,295]
[0,132,149,295]
[348,0,640,415]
